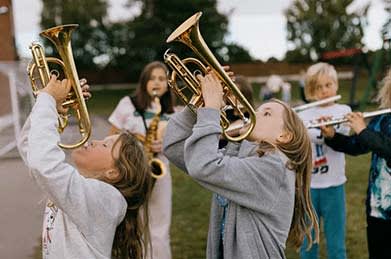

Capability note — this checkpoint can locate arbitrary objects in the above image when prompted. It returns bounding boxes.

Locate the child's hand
[318,116,336,138]
[345,112,366,134]
[41,75,71,114]
[150,139,163,153]
[80,78,92,101]
[197,72,224,110]
[206,65,235,81]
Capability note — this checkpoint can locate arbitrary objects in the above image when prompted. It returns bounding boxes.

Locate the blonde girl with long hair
[163,72,319,258]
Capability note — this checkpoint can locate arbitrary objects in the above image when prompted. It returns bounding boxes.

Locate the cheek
[146,83,153,95]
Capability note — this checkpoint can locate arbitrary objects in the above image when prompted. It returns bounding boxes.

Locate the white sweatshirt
[299,103,351,188]
[17,93,127,259]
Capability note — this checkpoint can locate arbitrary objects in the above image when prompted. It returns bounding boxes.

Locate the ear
[277,130,293,144]
[103,169,120,183]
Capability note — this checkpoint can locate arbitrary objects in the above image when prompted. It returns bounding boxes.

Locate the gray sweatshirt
[163,107,296,259]
[17,93,127,259]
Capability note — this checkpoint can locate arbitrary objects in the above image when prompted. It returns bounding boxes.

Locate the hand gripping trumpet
[164,12,256,142]
[27,24,91,149]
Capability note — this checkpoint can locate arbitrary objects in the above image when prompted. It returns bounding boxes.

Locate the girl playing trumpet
[163,70,319,259]
[18,75,153,259]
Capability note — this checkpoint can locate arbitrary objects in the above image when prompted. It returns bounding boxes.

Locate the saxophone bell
[145,91,166,180]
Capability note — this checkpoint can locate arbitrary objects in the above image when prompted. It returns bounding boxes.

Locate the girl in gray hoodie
[18,76,153,259]
[163,72,319,259]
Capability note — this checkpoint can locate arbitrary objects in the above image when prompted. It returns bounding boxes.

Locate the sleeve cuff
[36,92,56,107]
[196,108,221,129]
[357,128,371,145]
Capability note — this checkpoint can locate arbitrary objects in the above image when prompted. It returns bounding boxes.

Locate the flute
[293,95,341,113]
[306,108,391,129]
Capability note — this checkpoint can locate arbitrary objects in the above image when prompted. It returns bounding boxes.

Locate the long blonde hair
[257,99,319,250]
[111,132,153,259]
[377,68,391,108]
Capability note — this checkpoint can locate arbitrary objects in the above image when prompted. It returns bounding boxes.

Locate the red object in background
[322,48,362,60]
[0,0,18,61]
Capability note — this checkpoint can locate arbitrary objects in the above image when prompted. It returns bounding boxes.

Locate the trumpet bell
[164,12,256,142]
[27,24,91,149]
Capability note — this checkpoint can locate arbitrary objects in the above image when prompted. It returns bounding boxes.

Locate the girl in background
[18,75,152,259]
[163,71,319,259]
[108,61,175,259]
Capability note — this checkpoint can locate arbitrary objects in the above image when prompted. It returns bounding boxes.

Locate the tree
[106,0,253,80]
[40,0,110,70]
[382,0,391,41]
[39,0,253,81]
[284,0,368,63]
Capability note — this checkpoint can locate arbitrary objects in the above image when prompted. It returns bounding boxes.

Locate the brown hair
[377,68,391,108]
[257,99,319,250]
[110,132,153,259]
[304,62,338,101]
[134,61,175,114]
[235,75,254,107]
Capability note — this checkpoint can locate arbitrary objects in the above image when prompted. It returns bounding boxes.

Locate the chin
[70,149,84,167]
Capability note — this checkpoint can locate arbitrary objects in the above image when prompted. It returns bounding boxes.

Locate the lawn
[32,78,374,258]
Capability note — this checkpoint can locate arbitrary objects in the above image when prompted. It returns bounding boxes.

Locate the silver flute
[293,95,341,113]
[306,108,391,129]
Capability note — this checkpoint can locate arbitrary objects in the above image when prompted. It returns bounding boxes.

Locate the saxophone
[144,90,166,179]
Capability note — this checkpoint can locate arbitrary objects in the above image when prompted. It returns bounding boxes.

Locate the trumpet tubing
[306,108,391,128]
[164,12,256,142]
[27,24,91,149]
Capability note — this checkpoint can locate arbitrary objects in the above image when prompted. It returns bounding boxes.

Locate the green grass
[170,153,370,259]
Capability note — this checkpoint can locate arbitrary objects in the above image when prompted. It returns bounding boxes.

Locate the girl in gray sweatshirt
[163,72,319,259]
[17,76,152,259]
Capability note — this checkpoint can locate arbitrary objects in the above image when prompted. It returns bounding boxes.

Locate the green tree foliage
[40,0,110,70]
[40,0,253,80]
[382,0,391,40]
[106,0,252,80]
[284,0,368,63]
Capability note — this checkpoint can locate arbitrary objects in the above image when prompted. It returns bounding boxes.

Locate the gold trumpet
[164,12,256,142]
[306,108,391,128]
[27,24,91,149]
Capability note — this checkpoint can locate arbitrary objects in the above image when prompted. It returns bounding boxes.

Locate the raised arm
[162,106,196,172]
[184,108,288,213]
[25,89,125,234]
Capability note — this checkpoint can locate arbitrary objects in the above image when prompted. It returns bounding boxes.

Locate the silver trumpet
[306,108,391,128]
[293,95,341,113]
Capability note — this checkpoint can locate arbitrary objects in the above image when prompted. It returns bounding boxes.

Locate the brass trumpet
[164,12,256,142]
[306,108,391,128]
[27,24,91,149]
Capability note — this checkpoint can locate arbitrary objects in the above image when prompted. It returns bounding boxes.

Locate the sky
[10,0,390,61]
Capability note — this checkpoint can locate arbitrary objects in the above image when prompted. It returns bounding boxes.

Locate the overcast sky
[11,0,389,61]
